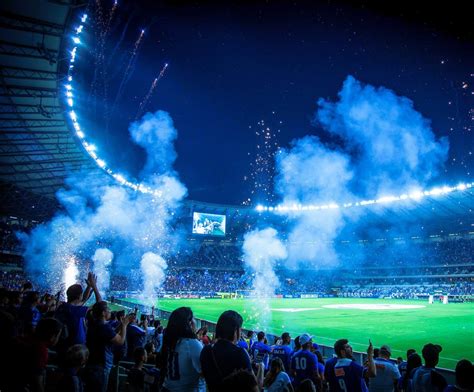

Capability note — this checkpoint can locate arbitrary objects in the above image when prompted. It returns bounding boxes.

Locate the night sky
[78,0,473,205]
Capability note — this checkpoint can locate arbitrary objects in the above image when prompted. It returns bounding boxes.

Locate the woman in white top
[159,307,206,392]
[263,357,294,392]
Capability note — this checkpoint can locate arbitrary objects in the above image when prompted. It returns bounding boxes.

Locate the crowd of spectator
[1,271,473,392]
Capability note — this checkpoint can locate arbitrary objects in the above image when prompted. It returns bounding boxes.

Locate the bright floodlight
[72,37,81,44]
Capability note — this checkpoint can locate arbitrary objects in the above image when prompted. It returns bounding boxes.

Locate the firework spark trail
[110,29,145,119]
[107,12,134,70]
[136,63,169,119]
[103,0,118,39]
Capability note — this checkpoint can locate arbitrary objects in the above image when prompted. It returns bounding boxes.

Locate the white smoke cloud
[92,248,114,297]
[22,111,186,294]
[271,76,449,272]
[242,228,287,326]
[275,136,353,268]
[140,252,168,305]
[316,75,449,197]
[129,110,178,175]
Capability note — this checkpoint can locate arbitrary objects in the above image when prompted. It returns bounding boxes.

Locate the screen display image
[192,212,226,236]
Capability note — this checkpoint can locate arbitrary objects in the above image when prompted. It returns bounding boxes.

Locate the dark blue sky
[79,0,473,205]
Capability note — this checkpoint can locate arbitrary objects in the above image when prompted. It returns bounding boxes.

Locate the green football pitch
[123,297,473,369]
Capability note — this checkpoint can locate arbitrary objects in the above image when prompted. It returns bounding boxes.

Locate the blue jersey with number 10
[290,349,318,386]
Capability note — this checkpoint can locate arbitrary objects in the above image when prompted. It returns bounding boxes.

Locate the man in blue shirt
[369,345,401,392]
[85,301,132,392]
[290,333,320,388]
[411,343,447,392]
[271,332,293,372]
[126,314,148,359]
[325,339,376,392]
[251,331,272,370]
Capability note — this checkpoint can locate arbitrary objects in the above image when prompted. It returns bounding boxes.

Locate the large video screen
[192,212,226,236]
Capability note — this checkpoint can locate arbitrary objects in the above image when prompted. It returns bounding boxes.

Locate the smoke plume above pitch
[140,252,168,305]
[92,248,114,297]
[242,227,287,326]
[273,75,449,269]
[22,110,186,294]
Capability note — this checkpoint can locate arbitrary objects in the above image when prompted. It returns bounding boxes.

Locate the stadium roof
[0,0,99,219]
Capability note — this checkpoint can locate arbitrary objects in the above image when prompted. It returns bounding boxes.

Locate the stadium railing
[113,297,456,383]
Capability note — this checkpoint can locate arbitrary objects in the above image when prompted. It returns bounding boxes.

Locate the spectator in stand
[221,368,261,392]
[399,353,422,392]
[55,273,102,356]
[151,324,163,353]
[84,301,132,392]
[290,333,320,389]
[144,342,156,364]
[444,359,473,392]
[244,330,255,351]
[251,331,272,370]
[325,339,376,392]
[5,317,63,392]
[200,310,252,391]
[17,290,41,336]
[399,349,417,379]
[264,357,294,392]
[293,335,301,353]
[411,344,447,392]
[126,313,148,359]
[297,379,317,392]
[271,332,293,372]
[57,344,89,392]
[158,306,206,391]
[197,326,211,345]
[369,345,401,392]
[314,351,325,381]
[127,347,149,392]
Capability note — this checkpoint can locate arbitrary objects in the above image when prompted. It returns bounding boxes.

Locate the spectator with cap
[369,345,401,392]
[290,333,320,389]
[443,359,473,392]
[200,310,252,391]
[411,343,447,392]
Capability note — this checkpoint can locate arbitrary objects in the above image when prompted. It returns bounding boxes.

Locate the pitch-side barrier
[112,297,455,383]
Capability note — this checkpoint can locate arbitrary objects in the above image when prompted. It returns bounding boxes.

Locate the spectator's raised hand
[86,272,98,288]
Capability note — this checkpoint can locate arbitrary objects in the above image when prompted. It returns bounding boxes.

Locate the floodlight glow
[69,111,77,121]
[65,84,72,90]
[66,91,73,98]
[81,14,88,22]
[72,37,81,44]
[67,98,73,107]
[96,159,106,168]
[76,25,83,34]
[76,130,85,138]
[85,143,96,152]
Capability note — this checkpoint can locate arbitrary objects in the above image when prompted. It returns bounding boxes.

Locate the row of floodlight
[255,182,473,212]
